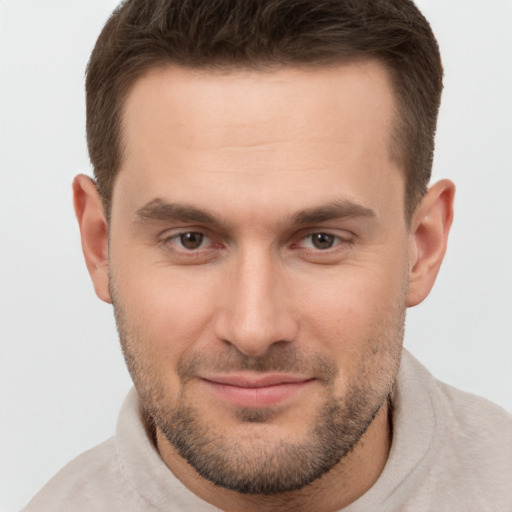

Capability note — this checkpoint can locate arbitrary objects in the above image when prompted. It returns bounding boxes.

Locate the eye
[178,232,206,250]
[299,232,342,250]
[158,229,225,265]
[310,233,337,249]
[162,231,211,251]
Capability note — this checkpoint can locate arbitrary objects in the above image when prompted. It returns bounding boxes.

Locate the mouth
[200,374,316,408]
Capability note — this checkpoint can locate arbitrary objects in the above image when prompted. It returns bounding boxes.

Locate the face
[109,61,409,494]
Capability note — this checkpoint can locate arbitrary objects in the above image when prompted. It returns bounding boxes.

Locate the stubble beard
[111,282,404,495]
[154,379,388,494]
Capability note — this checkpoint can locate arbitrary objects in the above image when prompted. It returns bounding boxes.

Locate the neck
[156,400,392,512]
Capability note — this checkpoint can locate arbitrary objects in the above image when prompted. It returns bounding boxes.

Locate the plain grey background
[1,1,511,511]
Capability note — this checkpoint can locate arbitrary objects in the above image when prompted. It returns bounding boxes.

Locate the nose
[214,247,298,357]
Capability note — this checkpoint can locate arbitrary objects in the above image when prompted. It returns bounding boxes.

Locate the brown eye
[311,233,336,249]
[179,232,204,250]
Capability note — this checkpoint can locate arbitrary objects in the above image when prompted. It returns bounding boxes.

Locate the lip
[200,374,315,408]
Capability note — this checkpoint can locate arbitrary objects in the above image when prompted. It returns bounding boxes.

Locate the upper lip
[201,374,313,388]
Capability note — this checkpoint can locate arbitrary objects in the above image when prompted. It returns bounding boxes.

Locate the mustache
[177,345,338,383]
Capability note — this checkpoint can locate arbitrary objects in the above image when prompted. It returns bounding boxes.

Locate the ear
[73,174,111,304]
[407,179,455,307]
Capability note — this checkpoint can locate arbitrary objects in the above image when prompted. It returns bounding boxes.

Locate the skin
[74,61,454,511]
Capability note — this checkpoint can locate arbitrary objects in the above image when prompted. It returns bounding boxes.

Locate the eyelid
[159,228,213,251]
[293,229,354,247]
[288,230,355,266]
[157,226,354,259]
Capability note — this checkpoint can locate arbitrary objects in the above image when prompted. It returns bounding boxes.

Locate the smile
[200,375,316,408]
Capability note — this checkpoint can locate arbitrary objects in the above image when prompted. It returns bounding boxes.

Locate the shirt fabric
[23,350,512,512]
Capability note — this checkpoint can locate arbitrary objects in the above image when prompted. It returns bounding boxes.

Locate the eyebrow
[135,198,376,227]
[135,199,224,225]
[289,200,376,225]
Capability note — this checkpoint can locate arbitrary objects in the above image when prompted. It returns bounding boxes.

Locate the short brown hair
[86,0,443,219]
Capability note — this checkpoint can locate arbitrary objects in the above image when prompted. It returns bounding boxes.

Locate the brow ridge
[135,197,376,228]
[290,200,376,225]
[135,199,223,225]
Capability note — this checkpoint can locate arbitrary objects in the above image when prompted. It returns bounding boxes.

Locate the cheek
[295,261,407,355]
[295,269,405,401]
[111,261,222,371]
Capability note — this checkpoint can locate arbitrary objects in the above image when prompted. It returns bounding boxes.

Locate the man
[23,0,512,510]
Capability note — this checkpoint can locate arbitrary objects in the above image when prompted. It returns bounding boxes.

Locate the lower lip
[201,379,315,408]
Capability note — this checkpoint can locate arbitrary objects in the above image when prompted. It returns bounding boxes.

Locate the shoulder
[401,349,512,443]
[431,375,512,471]
[433,377,512,435]
[402,351,512,510]
[22,437,150,512]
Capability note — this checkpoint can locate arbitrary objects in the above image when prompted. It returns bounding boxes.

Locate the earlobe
[407,179,455,307]
[73,174,112,304]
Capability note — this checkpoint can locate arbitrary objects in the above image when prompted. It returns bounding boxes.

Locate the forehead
[121,60,397,150]
[114,61,403,224]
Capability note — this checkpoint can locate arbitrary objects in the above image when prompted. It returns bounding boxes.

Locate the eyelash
[294,232,347,250]
[158,229,354,262]
[166,232,211,250]
[159,231,220,260]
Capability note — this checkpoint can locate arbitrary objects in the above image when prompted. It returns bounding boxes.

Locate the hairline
[101,57,418,225]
